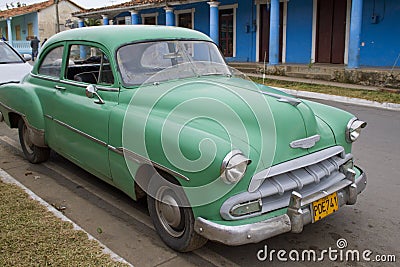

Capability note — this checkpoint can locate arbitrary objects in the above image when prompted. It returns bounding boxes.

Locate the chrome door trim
[45,115,189,181]
[45,114,108,147]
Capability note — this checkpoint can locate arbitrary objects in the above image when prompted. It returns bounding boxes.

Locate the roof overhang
[73,0,208,19]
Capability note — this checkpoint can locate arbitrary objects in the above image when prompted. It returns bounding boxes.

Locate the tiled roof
[74,0,164,15]
[0,0,83,19]
[73,0,205,17]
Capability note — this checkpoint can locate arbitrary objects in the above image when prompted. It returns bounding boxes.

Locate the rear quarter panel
[0,80,46,132]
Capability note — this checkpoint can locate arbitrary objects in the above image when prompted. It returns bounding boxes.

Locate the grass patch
[251,77,400,104]
[0,181,129,267]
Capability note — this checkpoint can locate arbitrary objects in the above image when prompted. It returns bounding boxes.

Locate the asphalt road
[0,99,398,267]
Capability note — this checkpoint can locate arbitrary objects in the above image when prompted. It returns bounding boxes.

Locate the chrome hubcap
[155,186,184,237]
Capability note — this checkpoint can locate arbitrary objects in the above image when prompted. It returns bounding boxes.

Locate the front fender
[302,99,354,153]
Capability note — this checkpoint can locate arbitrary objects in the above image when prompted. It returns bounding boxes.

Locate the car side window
[38,46,64,78]
[65,44,114,85]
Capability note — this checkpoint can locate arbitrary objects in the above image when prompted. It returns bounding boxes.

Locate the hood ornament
[260,91,302,107]
[290,134,320,149]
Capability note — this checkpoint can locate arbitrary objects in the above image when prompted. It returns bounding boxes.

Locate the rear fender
[0,83,47,147]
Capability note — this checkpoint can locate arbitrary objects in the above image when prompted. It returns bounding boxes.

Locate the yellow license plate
[311,192,339,222]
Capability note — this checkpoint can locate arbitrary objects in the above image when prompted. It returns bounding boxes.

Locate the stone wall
[38,1,81,41]
[257,65,400,89]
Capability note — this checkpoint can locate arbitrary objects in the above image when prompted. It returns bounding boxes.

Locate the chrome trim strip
[249,146,345,192]
[0,100,23,116]
[45,114,108,147]
[290,134,320,149]
[121,147,190,181]
[45,114,189,181]
[30,73,119,92]
[97,86,119,92]
[0,81,20,86]
[108,145,124,156]
[58,80,86,88]
[0,101,46,147]
[30,73,60,82]
[195,171,366,246]
[59,80,119,92]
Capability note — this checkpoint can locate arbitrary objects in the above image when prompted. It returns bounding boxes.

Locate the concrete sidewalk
[248,73,383,91]
[244,73,400,111]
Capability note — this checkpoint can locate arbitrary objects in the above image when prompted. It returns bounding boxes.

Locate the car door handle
[54,85,66,91]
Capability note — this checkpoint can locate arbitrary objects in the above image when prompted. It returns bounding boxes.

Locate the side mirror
[86,84,105,104]
[23,54,32,61]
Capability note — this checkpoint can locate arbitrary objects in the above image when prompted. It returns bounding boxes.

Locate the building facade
[0,0,82,53]
[28,0,400,68]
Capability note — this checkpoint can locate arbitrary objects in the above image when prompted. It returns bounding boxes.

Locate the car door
[38,42,118,180]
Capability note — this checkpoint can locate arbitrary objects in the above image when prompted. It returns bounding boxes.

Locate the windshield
[0,42,24,64]
[117,40,231,86]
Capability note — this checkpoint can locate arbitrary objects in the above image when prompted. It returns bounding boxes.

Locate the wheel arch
[134,163,182,200]
[8,112,22,128]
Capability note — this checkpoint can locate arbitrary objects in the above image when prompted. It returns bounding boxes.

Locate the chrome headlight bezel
[220,150,251,184]
[346,118,367,143]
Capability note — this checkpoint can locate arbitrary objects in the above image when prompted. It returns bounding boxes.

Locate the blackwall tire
[147,175,207,252]
[18,119,50,164]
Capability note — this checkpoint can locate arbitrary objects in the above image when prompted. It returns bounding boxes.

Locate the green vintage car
[0,25,367,252]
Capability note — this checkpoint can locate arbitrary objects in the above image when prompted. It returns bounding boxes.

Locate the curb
[271,87,400,111]
[0,168,133,267]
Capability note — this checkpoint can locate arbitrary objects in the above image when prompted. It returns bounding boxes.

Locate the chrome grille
[220,146,353,220]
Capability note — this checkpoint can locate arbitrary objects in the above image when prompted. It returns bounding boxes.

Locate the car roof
[46,25,212,51]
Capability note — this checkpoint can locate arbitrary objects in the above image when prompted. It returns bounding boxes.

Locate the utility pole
[55,0,60,33]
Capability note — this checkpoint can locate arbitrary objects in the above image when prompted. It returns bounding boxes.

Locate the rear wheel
[18,119,50,163]
[147,175,207,252]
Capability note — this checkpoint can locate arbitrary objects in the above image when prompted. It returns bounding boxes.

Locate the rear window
[38,46,64,78]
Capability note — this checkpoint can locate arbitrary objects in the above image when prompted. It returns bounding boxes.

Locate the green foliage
[84,18,102,27]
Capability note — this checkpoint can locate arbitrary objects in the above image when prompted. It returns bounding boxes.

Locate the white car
[0,40,32,85]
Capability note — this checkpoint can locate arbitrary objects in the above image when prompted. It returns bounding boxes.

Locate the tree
[84,18,102,27]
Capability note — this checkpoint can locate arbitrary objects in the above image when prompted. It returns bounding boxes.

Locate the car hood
[123,76,336,174]
[201,76,337,166]
[0,62,32,85]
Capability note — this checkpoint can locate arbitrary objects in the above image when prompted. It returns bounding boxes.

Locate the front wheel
[18,119,50,163]
[147,175,207,252]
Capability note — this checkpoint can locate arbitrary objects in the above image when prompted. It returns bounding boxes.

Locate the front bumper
[194,168,366,246]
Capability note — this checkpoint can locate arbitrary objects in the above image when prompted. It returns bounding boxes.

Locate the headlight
[220,150,251,184]
[346,118,367,143]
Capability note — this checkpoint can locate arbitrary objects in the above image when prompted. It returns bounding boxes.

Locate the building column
[269,0,280,65]
[130,10,139,25]
[348,0,363,69]
[102,15,109,25]
[7,17,12,46]
[208,1,220,45]
[78,19,86,59]
[165,7,174,26]
[78,18,85,28]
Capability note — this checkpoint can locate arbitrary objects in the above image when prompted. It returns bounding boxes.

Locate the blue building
[0,0,82,54]
[75,0,400,69]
